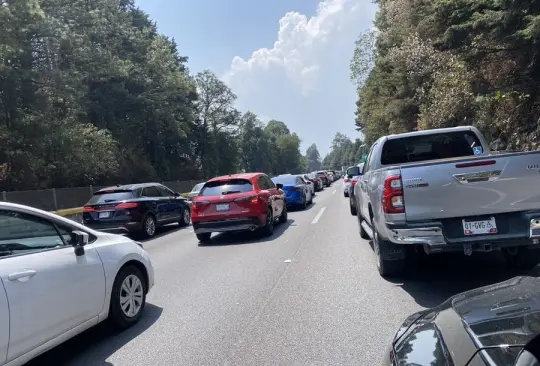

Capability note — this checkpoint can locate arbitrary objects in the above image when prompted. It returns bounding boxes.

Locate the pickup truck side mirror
[70,230,89,256]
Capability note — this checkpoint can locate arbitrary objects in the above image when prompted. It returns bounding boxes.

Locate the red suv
[191,173,287,244]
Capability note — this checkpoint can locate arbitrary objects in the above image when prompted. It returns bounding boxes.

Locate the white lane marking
[332,189,336,194]
[311,207,326,224]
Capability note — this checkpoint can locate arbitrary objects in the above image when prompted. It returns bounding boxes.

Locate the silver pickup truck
[353,126,540,277]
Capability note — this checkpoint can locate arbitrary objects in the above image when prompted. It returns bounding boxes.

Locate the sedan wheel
[109,265,146,329]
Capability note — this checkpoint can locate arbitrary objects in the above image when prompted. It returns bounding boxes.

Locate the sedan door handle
[8,270,37,282]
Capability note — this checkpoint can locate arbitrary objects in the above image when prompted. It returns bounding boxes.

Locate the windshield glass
[87,191,134,204]
[271,176,297,185]
[381,131,482,165]
[200,179,253,196]
[192,183,204,192]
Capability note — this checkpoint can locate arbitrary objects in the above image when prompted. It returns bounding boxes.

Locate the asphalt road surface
[29,182,529,366]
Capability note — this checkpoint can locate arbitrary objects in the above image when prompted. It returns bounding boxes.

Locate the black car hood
[393,276,540,365]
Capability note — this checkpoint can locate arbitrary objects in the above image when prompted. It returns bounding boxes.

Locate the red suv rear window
[200,179,253,196]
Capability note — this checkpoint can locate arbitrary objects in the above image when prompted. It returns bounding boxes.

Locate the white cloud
[223,0,377,154]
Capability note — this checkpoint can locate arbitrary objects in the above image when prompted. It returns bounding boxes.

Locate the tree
[322,133,364,169]
[305,144,322,171]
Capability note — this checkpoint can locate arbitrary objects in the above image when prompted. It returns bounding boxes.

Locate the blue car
[271,175,313,209]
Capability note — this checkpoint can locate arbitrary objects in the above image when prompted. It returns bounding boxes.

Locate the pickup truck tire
[349,201,357,216]
[503,247,540,270]
[359,219,370,240]
[372,218,405,277]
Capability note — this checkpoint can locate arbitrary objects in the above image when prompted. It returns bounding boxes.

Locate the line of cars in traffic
[343,126,540,366]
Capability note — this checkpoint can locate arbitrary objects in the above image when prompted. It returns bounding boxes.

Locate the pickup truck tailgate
[401,152,540,221]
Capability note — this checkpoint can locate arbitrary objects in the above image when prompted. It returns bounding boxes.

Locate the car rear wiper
[222,191,241,195]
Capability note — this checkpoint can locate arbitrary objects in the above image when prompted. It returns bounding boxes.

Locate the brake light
[115,202,139,209]
[83,205,95,212]
[234,195,259,204]
[455,160,496,168]
[344,178,350,183]
[351,179,359,187]
[382,175,404,214]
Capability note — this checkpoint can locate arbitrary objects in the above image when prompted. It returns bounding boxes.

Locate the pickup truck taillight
[382,175,404,214]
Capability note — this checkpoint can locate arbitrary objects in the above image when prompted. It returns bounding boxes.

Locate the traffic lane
[28,186,335,365]
[227,192,530,365]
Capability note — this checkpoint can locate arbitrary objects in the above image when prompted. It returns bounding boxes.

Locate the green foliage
[351,0,540,149]
[305,144,322,172]
[0,0,307,190]
[321,134,365,170]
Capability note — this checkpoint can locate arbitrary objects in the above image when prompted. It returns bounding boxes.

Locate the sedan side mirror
[276,183,283,189]
[70,230,89,256]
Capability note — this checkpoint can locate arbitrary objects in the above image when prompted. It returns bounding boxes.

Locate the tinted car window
[156,185,174,197]
[87,190,134,204]
[381,131,482,165]
[200,179,253,196]
[264,176,276,189]
[258,176,270,190]
[141,186,161,197]
[271,175,297,185]
[0,211,66,257]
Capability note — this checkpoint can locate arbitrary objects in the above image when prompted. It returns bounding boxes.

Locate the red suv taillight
[382,175,404,214]
[344,178,350,183]
[351,178,359,187]
[234,195,260,207]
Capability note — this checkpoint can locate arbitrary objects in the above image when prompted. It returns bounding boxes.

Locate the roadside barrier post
[52,188,58,211]
[1,191,5,201]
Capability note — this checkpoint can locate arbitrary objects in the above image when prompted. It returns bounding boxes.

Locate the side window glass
[257,176,268,190]
[142,186,160,197]
[364,145,376,173]
[265,176,276,189]
[0,211,66,258]
[157,185,174,197]
[55,224,95,246]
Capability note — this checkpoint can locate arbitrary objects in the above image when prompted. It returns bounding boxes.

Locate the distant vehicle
[272,174,313,210]
[315,171,331,187]
[0,202,154,366]
[301,174,316,196]
[348,175,362,216]
[187,182,205,201]
[191,173,287,244]
[354,126,540,277]
[385,276,540,366]
[326,171,335,182]
[83,183,191,238]
[343,164,364,198]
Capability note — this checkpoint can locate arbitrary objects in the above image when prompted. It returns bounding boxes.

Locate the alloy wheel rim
[145,217,156,236]
[267,210,273,230]
[120,274,144,318]
[373,231,381,269]
[183,209,190,224]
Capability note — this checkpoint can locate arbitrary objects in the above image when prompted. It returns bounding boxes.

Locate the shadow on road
[386,251,533,308]
[27,303,163,366]
[139,222,191,242]
[198,219,295,247]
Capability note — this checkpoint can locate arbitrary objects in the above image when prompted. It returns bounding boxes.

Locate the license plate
[463,217,497,235]
[216,204,230,212]
[98,211,112,219]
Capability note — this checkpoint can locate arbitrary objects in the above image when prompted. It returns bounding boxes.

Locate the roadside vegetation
[0,0,307,191]
[351,0,540,148]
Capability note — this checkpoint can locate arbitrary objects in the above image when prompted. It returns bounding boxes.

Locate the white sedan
[0,202,155,366]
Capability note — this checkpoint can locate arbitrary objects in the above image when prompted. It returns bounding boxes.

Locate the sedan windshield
[271,176,297,185]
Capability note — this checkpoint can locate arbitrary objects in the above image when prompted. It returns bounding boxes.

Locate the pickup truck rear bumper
[384,211,540,253]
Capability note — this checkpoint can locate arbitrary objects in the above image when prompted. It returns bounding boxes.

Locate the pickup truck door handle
[8,270,37,282]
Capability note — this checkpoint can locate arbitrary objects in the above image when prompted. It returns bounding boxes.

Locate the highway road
[29,182,524,366]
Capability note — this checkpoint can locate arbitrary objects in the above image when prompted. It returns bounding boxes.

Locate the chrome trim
[453,170,501,184]
[530,219,540,238]
[389,227,446,245]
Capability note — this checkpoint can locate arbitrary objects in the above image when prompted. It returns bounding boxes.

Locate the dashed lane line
[311,207,326,224]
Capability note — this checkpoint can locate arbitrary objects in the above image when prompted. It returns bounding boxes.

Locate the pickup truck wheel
[503,247,540,270]
[359,219,370,240]
[372,223,405,277]
[349,200,357,216]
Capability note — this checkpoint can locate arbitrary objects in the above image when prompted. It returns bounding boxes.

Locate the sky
[135,0,378,156]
